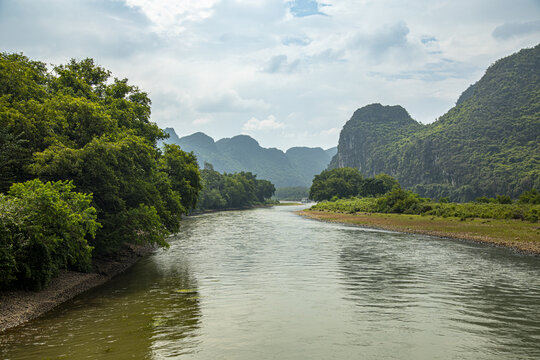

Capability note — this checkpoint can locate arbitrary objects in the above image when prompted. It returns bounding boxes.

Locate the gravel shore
[0,245,154,333]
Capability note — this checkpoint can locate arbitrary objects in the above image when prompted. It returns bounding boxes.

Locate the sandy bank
[0,245,154,333]
[298,210,540,256]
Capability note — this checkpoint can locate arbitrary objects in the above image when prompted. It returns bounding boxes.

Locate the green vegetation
[0,180,99,290]
[311,188,540,222]
[519,189,540,204]
[196,163,275,211]
[0,53,202,289]
[309,167,399,201]
[329,45,540,201]
[274,186,309,201]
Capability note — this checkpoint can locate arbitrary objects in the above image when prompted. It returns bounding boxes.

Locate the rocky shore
[0,245,154,333]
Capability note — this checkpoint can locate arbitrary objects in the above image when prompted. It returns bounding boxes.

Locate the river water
[1,205,540,359]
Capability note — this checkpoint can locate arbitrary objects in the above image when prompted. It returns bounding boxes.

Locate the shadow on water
[0,253,202,360]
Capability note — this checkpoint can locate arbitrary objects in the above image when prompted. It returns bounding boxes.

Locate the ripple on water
[1,206,540,360]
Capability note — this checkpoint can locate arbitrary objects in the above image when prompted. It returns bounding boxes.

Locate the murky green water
[2,205,540,359]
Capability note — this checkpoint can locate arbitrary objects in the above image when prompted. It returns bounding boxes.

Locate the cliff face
[162,129,334,188]
[330,104,423,174]
[286,146,335,185]
[331,44,540,201]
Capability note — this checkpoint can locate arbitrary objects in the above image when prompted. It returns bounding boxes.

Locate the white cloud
[193,117,211,125]
[493,20,540,40]
[242,115,285,131]
[124,0,220,34]
[350,21,411,56]
[196,90,270,113]
[320,127,340,136]
[3,0,540,150]
[263,55,301,73]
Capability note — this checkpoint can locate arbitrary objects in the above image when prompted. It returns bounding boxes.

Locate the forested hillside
[330,44,540,201]
[163,129,335,187]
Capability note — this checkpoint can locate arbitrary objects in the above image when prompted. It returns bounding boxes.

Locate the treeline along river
[1,205,540,359]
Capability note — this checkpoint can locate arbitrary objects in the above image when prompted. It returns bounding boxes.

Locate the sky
[1,0,539,150]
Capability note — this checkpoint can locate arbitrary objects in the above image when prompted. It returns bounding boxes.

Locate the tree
[0,52,205,289]
[0,180,99,290]
[197,168,275,211]
[256,179,275,202]
[159,144,202,211]
[519,189,540,204]
[31,134,180,252]
[310,167,364,201]
[310,168,400,201]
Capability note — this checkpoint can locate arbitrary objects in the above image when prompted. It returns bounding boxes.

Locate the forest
[196,163,275,211]
[0,53,275,291]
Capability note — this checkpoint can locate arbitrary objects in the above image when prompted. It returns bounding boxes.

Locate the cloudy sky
[1,0,539,150]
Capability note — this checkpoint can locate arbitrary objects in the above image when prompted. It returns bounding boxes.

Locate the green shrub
[375,187,423,214]
[495,195,512,204]
[310,192,540,223]
[0,179,99,290]
[519,189,540,204]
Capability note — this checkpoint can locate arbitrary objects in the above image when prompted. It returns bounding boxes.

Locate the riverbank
[298,210,540,255]
[0,244,154,333]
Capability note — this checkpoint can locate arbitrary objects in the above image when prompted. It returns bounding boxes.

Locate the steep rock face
[329,103,423,174]
[286,146,335,184]
[331,44,540,201]
[161,130,335,188]
[163,128,241,172]
[325,147,337,159]
[216,135,302,187]
[163,127,181,143]
[178,131,217,152]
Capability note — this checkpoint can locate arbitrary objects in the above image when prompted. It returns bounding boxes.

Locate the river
[1,205,540,359]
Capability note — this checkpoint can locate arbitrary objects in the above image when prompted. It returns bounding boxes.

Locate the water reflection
[0,253,202,359]
[337,229,540,358]
[2,205,540,360]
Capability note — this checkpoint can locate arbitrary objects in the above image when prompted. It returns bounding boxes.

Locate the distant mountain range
[330,44,540,201]
[162,129,336,188]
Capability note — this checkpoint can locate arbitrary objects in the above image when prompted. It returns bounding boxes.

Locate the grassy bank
[299,210,540,255]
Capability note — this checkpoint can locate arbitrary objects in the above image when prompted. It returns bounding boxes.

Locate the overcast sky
[1,0,539,150]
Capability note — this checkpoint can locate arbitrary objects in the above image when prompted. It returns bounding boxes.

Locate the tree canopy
[309,168,398,201]
[197,165,275,211]
[0,52,203,288]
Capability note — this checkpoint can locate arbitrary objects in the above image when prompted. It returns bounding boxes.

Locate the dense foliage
[196,164,275,211]
[329,45,540,201]
[518,189,540,204]
[311,188,540,222]
[0,180,99,290]
[309,167,399,201]
[0,53,202,288]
